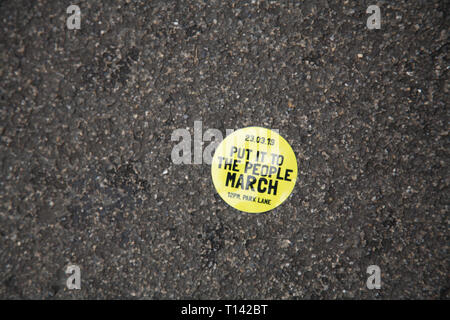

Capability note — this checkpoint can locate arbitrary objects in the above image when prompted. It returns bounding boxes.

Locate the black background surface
[0,0,448,299]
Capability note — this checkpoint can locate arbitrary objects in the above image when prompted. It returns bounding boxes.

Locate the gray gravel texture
[0,0,448,299]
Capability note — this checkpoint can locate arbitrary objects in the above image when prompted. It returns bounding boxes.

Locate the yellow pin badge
[211,127,297,213]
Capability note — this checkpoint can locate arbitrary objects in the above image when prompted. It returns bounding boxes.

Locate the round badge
[211,127,297,213]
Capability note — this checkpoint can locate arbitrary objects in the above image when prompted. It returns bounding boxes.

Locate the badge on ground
[211,127,297,213]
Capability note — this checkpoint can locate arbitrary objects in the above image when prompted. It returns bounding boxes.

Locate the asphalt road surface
[0,0,448,299]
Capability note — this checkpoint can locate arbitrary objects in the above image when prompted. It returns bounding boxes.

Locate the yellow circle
[211,127,298,213]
